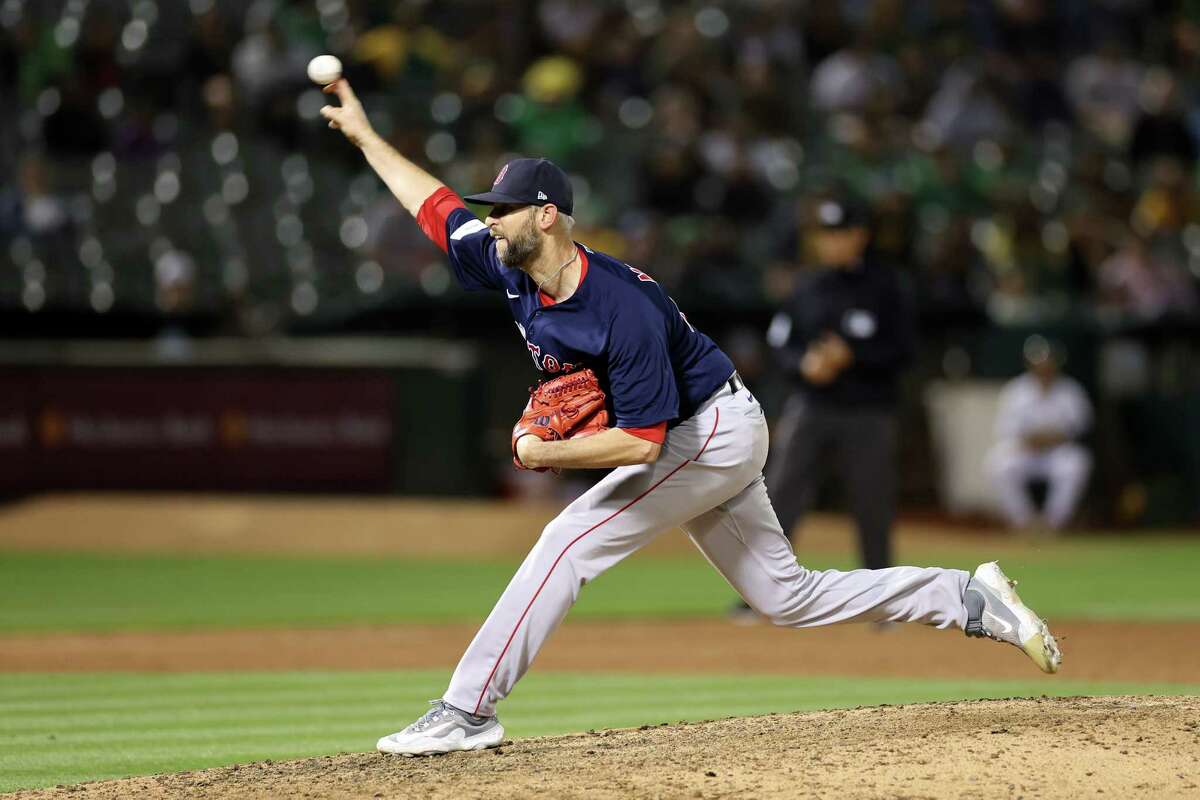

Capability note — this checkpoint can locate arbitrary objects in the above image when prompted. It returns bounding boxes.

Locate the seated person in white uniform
[987,336,1093,530]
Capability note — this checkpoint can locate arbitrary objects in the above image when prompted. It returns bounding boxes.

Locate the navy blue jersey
[421,192,734,429]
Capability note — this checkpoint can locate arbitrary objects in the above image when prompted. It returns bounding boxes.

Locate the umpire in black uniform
[763,191,915,571]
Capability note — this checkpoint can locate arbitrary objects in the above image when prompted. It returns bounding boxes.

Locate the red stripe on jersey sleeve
[621,421,667,444]
[416,186,468,252]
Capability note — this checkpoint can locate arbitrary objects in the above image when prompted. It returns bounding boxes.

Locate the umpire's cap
[464,158,574,215]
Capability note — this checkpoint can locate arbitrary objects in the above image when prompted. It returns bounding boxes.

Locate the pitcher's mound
[11,696,1200,799]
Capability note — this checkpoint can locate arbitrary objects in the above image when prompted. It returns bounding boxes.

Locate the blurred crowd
[2,0,1200,330]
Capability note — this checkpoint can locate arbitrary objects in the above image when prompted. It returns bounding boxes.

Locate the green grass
[3,534,1200,633]
[905,537,1200,621]
[0,554,739,633]
[1,670,1197,793]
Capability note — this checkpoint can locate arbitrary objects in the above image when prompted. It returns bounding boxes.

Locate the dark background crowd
[3,0,1199,332]
[2,0,1200,524]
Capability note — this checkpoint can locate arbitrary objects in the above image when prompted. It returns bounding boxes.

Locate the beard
[496,211,542,267]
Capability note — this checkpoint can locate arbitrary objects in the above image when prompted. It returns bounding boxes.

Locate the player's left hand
[511,368,608,472]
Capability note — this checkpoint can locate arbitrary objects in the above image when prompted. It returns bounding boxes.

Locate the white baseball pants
[444,382,970,717]
[987,442,1092,529]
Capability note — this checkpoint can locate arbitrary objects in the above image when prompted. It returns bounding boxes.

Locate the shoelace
[407,701,448,732]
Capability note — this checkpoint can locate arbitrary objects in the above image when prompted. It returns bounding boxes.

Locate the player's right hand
[320,79,375,149]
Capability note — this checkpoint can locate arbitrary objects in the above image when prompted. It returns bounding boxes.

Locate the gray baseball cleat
[376,700,504,756]
[964,561,1062,674]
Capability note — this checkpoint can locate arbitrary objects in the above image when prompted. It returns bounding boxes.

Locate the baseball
[306,54,342,86]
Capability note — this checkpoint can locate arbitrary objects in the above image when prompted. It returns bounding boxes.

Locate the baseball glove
[511,368,609,472]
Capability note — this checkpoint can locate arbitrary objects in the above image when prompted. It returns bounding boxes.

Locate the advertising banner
[0,369,395,491]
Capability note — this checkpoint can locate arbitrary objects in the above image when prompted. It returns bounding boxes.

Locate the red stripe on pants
[473,408,721,715]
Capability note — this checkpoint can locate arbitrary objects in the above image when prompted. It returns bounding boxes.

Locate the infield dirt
[7,696,1199,800]
[6,618,1200,683]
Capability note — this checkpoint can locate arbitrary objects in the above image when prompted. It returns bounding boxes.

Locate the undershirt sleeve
[415,186,466,252]
[415,187,503,291]
[620,422,667,444]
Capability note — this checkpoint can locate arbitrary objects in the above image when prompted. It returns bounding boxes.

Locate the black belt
[727,372,744,394]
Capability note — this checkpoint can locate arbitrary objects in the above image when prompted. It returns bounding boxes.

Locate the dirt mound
[9,696,1198,800]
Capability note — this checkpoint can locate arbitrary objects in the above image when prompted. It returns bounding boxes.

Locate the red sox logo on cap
[493,163,510,187]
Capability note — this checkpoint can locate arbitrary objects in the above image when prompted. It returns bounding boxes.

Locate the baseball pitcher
[319,79,1061,757]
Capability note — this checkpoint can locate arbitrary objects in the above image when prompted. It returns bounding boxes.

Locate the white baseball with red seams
[443,380,970,717]
[306,54,342,86]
